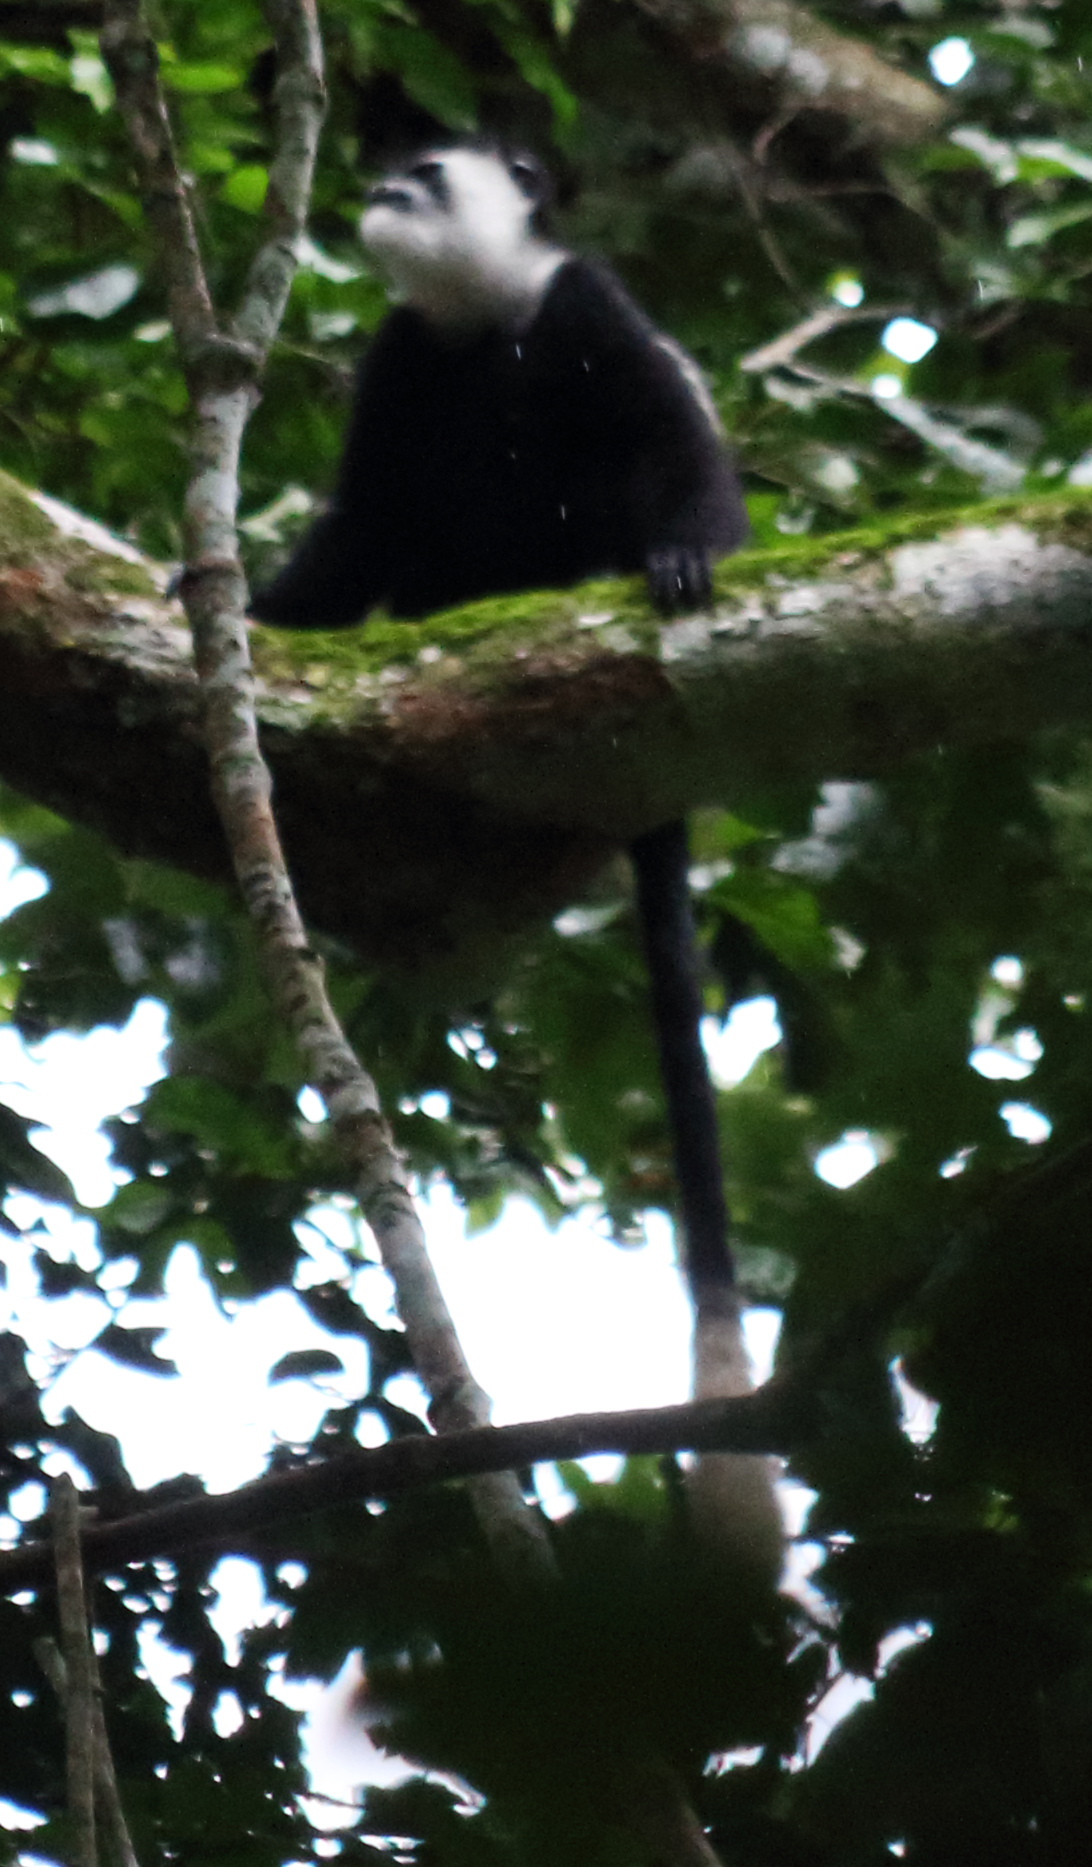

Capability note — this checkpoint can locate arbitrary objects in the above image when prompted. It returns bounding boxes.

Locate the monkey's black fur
[252,148,750,1300]
[250,260,746,628]
[632,818,733,1299]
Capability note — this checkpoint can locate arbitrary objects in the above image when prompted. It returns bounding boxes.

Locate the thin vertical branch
[232,0,326,357]
[97,0,214,357]
[36,1640,140,1867]
[100,0,551,1585]
[89,1672,140,1867]
[52,1476,97,1867]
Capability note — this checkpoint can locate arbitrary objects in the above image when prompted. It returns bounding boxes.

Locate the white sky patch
[302,1653,418,1814]
[805,1670,873,1762]
[703,996,781,1088]
[8,1481,47,1524]
[929,37,975,87]
[881,317,937,365]
[814,1130,883,1189]
[0,1798,45,1832]
[891,1359,938,1445]
[0,997,169,1205]
[879,1623,932,1672]
[137,1620,191,1741]
[1000,1101,1052,1144]
[871,374,904,400]
[0,841,47,915]
[831,276,864,308]
[309,311,358,342]
[807,1622,931,1762]
[27,263,140,321]
[991,954,1023,989]
[425,1188,694,1425]
[969,1027,1042,1081]
[46,1249,371,1492]
[9,139,58,166]
[294,1204,363,1287]
[208,1557,277,1665]
[297,1085,325,1123]
[940,1145,974,1179]
[3,1120,767,1500]
[69,49,112,113]
[240,485,315,544]
[212,1691,245,1739]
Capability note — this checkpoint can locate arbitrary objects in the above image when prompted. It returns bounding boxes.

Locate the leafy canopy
[2,1,1092,1863]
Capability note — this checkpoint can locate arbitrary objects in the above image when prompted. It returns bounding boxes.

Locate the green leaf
[99,1180,176,1237]
[68,47,113,114]
[709,870,834,972]
[487,19,578,126]
[1007,202,1092,248]
[93,1322,176,1374]
[270,1347,345,1382]
[219,165,270,213]
[0,44,70,85]
[0,1100,74,1207]
[161,62,246,95]
[368,23,480,131]
[1016,137,1092,183]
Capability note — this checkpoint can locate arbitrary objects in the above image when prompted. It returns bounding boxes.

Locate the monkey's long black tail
[630,819,736,1302]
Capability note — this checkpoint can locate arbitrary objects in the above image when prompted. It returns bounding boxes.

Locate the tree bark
[3,476,1092,971]
[634,0,947,147]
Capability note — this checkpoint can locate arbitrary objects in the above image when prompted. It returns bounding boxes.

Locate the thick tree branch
[633,0,947,147]
[2,484,1092,970]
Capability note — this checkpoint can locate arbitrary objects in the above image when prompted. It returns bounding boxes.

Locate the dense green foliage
[3,1,1092,1863]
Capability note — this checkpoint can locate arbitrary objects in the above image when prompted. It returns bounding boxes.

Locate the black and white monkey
[251,144,747,624]
[252,145,782,1579]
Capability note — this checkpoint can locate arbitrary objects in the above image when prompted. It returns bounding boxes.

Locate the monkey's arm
[248,505,387,629]
[249,324,409,630]
[547,262,748,613]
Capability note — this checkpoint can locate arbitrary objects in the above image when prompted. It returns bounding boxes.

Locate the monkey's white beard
[362,148,565,331]
[364,216,564,330]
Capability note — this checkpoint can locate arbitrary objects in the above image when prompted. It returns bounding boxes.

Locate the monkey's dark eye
[508,155,546,205]
[409,159,444,182]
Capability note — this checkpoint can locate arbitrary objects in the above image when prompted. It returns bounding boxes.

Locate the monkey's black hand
[645,546,713,614]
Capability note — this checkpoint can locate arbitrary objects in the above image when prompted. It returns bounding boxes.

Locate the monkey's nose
[366,183,415,213]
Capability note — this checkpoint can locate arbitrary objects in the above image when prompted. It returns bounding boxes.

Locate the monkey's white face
[360,148,563,329]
